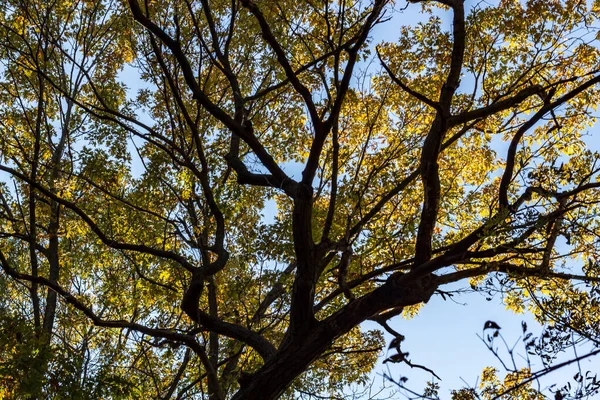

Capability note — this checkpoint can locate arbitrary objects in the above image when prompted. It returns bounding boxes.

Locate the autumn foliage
[0,0,600,398]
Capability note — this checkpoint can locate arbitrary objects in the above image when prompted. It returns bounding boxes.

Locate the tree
[0,0,599,398]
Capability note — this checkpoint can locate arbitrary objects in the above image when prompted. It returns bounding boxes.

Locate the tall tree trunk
[42,200,60,340]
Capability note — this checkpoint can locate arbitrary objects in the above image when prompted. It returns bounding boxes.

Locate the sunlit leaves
[1,0,600,398]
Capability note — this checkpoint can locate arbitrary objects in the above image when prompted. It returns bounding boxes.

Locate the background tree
[0,0,600,398]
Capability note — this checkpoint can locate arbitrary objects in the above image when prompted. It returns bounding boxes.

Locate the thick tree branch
[414,0,465,267]
[448,84,544,127]
[322,121,340,241]
[232,271,439,400]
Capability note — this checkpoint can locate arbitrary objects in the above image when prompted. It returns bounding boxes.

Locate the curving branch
[448,84,544,127]
[376,47,440,111]
[0,250,198,346]
[0,164,198,273]
[414,0,465,267]
[499,73,600,209]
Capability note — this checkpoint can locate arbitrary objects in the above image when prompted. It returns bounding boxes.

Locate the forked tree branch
[128,0,296,196]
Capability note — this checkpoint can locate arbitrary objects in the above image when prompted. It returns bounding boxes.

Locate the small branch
[437,262,600,286]
[376,48,440,111]
[491,348,600,400]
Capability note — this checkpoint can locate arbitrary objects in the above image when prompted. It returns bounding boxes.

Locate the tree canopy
[0,0,600,398]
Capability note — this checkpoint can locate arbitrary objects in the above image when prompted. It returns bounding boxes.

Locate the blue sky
[366,286,600,398]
